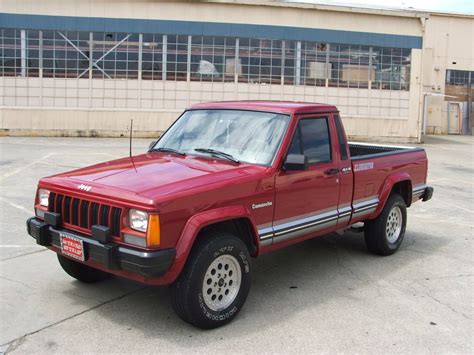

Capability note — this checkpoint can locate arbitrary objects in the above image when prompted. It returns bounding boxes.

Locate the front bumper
[27,217,175,278]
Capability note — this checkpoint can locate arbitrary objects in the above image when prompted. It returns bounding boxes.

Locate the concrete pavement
[0,135,472,353]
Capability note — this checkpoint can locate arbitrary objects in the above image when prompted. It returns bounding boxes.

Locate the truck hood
[46,153,267,200]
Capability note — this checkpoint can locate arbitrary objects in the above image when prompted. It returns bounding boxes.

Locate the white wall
[0,0,430,142]
[0,73,422,142]
[423,14,474,134]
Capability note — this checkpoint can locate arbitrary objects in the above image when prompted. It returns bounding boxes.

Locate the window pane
[283,40,296,85]
[445,69,472,101]
[288,127,302,155]
[1,28,21,76]
[42,30,89,78]
[372,46,411,91]
[26,30,40,77]
[142,33,163,80]
[333,114,348,160]
[340,45,370,89]
[0,28,413,91]
[301,41,327,87]
[238,38,282,84]
[300,118,331,164]
[190,35,234,83]
[166,34,188,81]
[92,32,139,79]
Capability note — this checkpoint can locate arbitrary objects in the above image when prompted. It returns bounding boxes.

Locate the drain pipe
[417,16,427,143]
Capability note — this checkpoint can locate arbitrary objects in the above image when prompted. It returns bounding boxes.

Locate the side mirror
[148,140,157,150]
[283,154,309,171]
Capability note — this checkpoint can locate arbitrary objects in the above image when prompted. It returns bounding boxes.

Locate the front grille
[48,192,123,238]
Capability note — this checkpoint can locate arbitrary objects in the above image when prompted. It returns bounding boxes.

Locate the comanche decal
[252,201,273,210]
[354,162,374,172]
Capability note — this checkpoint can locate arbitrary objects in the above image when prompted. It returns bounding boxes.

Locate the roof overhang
[194,0,432,19]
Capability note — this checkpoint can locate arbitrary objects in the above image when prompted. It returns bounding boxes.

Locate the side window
[334,114,348,160]
[288,126,302,155]
[299,118,331,164]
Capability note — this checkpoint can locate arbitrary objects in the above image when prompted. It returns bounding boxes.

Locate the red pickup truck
[28,101,433,328]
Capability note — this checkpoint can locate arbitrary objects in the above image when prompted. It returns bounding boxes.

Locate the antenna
[129,119,133,157]
[128,119,137,173]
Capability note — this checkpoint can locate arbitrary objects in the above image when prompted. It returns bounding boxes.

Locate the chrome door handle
[324,168,340,176]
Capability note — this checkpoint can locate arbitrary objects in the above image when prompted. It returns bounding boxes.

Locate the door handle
[324,168,340,176]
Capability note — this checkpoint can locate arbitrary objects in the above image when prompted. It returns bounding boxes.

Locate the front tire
[365,193,407,256]
[170,231,251,329]
[57,254,112,283]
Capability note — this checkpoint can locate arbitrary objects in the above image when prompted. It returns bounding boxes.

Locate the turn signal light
[146,214,160,247]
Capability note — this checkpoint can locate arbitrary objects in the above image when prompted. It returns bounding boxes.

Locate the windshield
[153,109,290,166]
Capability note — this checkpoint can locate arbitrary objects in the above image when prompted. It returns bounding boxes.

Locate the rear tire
[57,254,112,283]
[365,193,407,256]
[170,231,251,329]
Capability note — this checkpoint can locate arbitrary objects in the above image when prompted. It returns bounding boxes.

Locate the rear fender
[371,173,412,218]
[164,205,258,284]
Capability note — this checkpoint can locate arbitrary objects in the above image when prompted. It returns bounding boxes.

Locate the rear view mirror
[148,140,157,150]
[283,154,309,171]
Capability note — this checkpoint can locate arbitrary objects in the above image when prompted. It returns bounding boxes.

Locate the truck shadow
[61,229,447,347]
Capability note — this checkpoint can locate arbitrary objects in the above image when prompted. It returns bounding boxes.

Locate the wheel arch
[373,173,412,218]
[165,206,259,284]
[198,218,257,255]
[391,180,412,207]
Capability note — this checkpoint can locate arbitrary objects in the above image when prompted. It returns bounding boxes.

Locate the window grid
[283,40,297,85]
[446,69,472,86]
[1,29,21,76]
[166,35,188,81]
[142,33,163,80]
[190,36,236,83]
[0,27,412,91]
[301,41,327,87]
[26,30,40,77]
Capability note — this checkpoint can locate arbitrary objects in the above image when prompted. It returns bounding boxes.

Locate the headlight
[38,189,50,207]
[129,209,148,232]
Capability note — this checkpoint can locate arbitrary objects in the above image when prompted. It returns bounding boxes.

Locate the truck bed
[348,141,428,224]
[349,142,423,160]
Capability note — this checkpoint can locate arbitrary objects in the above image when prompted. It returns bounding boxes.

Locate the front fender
[163,205,258,284]
[371,172,412,218]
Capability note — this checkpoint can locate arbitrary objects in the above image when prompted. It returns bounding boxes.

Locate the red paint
[35,101,430,285]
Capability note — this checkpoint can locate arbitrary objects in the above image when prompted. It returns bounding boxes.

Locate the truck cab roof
[189,101,338,115]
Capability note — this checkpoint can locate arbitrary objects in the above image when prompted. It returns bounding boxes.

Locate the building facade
[0,0,472,142]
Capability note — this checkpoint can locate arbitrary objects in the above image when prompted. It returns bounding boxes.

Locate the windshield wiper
[194,148,240,164]
[149,147,186,156]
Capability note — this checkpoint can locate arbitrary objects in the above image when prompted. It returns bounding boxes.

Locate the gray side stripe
[353,198,379,212]
[258,227,274,240]
[257,196,381,244]
[354,202,378,213]
[257,196,380,243]
[274,213,338,237]
[273,209,338,235]
[352,197,379,219]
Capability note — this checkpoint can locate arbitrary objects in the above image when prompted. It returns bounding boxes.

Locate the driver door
[273,114,341,244]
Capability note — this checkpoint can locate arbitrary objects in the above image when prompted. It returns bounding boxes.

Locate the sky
[285,0,474,14]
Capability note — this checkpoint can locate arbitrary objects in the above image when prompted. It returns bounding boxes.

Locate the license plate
[60,233,85,261]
